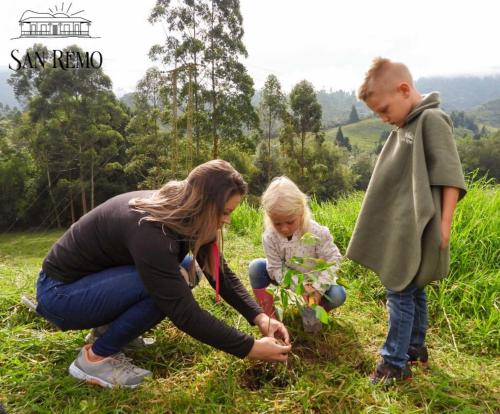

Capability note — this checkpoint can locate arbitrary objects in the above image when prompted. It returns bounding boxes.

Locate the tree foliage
[6,44,129,228]
[348,104,360,123]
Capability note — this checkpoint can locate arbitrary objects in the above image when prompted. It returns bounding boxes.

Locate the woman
[36,160,291,388]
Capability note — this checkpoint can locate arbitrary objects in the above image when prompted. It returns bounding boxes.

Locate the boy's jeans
[381,281,428,368]
[248,258,346,308]
[36,256,194,357]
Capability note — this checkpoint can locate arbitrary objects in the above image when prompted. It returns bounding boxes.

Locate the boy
[347,58,466,383]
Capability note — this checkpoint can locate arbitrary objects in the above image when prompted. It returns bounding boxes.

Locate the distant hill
[470,98,500,128]
[0,68,19,109]
[316,90,369,127]
[416,74,500,112]
[253,74,500,128]
[324,117,391,152]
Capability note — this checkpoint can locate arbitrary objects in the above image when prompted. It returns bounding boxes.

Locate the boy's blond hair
[261,176,312,233]
[358,57,414,101]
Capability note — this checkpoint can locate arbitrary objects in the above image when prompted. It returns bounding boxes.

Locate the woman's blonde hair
[261,176,311,234]
[129,159,247,283]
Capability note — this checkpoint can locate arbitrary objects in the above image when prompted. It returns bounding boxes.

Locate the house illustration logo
[12,2,98,39]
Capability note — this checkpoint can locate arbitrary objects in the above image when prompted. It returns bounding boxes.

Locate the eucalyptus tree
[149,0,257,159]
[125,67,172,188]
[289,80,322,177]
[259,74,286,181]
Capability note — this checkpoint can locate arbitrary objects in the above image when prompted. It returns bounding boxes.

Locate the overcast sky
[1,0,499,96]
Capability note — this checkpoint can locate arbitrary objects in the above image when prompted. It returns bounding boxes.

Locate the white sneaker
[69,345,152,388]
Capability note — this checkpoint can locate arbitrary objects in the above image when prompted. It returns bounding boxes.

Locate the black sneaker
[408,345,429,367]
[370,361,412,384]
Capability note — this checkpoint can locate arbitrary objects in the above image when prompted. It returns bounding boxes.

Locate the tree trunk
[46,166,61,228]
[301,131,305,177]
[210,1,218,159]
[70,189,75,224]
[186,66,194,171]
[192,3,200,159]
[79,144,88,215]
[90,148,95,210]
[267,108,272,182]
[171,64,178,175]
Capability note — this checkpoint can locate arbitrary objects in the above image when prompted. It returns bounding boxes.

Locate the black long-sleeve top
[42,191,262,358]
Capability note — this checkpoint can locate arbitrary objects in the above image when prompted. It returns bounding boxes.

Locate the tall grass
[427,177,499,352]
[229,200,264,246]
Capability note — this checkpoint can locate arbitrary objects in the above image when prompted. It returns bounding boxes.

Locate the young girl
[249,177,346,332]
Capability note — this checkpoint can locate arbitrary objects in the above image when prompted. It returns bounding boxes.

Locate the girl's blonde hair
[261,176,312,234]
[129,159,247,283]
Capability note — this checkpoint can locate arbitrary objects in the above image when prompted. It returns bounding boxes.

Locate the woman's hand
[254,313,290,345]
[247,337,292,362]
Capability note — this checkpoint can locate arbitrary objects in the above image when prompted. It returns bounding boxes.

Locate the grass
[0,179,499,413]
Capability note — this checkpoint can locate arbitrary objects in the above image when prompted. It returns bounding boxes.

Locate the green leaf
[314,305,329,324]
[300,232,320,245]
[275,305,284,321]
[266,286,276,297]
[295,283,304,296]
[336,277,349,288]
[280,290,289,309]
[282,269,297,288]
[290,256,304,265]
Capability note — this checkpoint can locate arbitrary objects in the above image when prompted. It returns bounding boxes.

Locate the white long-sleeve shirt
[262,220,342,293]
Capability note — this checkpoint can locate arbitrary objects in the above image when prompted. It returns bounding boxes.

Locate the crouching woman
[36,160,290,388]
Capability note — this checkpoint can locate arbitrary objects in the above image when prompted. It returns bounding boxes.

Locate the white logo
[398,130,414,145]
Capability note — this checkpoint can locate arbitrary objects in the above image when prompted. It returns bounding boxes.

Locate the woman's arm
[203,255,290,345]
[129,226,256,359]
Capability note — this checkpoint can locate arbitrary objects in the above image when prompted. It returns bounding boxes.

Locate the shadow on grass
[240,312,373,391]
[290,312,372,373]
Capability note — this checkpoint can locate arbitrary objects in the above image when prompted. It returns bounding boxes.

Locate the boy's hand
[440,186,460,250]
[254,313,290,345]
[440,219,452,249]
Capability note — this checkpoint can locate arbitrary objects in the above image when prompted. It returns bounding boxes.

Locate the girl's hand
[254,313,290,345]
[247,337,291,362]
[302,285,321,306]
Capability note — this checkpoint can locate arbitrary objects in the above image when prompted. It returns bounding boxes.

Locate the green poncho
[346,92,466,291]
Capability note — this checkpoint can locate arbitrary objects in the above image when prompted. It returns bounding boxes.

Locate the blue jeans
[248,258,347,308]
[381,281,428,368]
[36,256,195,357]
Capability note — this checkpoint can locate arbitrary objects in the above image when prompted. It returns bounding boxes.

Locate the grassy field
[324,118,392,152]
[0,179,498,413]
